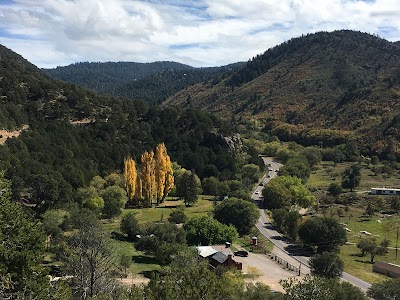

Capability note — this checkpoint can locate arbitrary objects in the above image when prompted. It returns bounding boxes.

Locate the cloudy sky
[0,0,399,68]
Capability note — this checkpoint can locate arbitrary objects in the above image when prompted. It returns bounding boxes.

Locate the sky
[0,0,400,68]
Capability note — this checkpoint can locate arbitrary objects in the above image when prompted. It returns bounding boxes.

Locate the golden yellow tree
[163,151,174,201]
[154,143,175,205]
[140,150,155,207]
[135,176,142,206]
[154,143,167,205]
[123,157,137,205]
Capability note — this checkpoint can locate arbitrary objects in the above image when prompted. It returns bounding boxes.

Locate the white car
[255,191,259,194]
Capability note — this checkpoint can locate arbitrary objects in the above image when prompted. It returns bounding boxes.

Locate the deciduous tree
[342,164,362,191]
[124,157,137,205]
[309,252,344,278]
[298,217,347,253]
[141,150,155,207]
[213,198,259,235]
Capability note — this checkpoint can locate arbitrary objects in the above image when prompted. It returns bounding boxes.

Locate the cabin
[373,261,400,278]
[196,246,242,271]
[370,187,400,195]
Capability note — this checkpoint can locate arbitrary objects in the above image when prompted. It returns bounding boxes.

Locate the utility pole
[396,225,399,260]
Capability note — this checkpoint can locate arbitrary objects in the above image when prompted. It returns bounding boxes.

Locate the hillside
[0,44,240,206]
[165,30,400,158]
[44,61,244,104]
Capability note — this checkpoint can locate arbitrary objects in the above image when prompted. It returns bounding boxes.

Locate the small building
[371,187,400,195]
[196,246,242,271]
[209,252,242,271]
[373,261,400,278]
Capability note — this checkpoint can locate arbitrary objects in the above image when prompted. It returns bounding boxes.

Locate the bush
[120,212,140,241]
[168,207,187,224]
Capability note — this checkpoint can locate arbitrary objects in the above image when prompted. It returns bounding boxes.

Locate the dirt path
[0,125,29,145]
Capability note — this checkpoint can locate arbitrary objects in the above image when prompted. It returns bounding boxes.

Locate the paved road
[253,157,372,292]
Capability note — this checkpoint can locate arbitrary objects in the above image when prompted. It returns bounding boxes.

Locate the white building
[370,187,400,195]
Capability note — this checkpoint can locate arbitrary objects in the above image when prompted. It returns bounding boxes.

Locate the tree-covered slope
[0,44,240,207]
[44,61,244,104]
[165,30,400,158]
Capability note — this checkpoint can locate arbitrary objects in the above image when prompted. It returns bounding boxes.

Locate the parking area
[234,252,301,292]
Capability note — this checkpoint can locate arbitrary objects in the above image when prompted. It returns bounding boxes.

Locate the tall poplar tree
[163,153,174,201]
[141,150,155,207]
[155,143,167,205]
[154,143,175,205]
[135,176,143,206]
[123,157,137,206]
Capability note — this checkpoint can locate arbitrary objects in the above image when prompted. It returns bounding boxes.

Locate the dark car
[234,250,249,257]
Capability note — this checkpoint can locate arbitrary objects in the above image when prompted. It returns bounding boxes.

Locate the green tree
[342,164,362,191]
[281,275,366,300]
[357,237,390,263]
[177,171,200,206]
[184,216,238,246]
[283,210,302,241]
[0,173,48,299]
[262,176,315,210]
[309,252,344,278]
[328,182,342,198]
[298,217,347,253]
[120,212,140,241]
[390,196,400,212]
[367,278,400,300]
[101,185,128,218]
[272,209,288,232]
[168,207,188,224]
[213,198,259,235]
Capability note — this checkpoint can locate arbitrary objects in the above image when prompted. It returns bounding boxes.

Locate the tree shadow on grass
[132,255,160,265]
[350,253,364,257]
[354,259,372,265]
[141,270,162,279]
[111,231,129,242]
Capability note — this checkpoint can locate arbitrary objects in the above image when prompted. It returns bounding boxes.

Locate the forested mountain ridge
[44,61,245,104]
[0,44,242,207]
[165,30,400,158]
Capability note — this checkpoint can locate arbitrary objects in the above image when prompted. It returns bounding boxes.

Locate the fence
[269,253,303,276]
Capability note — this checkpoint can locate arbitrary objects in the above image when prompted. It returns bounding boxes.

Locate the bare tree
[63,219,118,299]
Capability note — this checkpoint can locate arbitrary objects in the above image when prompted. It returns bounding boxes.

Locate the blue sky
[0,0,399,68]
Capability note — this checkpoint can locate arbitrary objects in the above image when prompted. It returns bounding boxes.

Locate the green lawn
[321,205,400,284]
[101,196,215,277]
[339,244,400,284]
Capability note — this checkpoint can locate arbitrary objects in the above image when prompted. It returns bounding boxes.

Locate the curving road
[253,157,372,292]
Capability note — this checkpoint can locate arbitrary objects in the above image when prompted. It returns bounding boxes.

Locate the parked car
[234,250,249,257]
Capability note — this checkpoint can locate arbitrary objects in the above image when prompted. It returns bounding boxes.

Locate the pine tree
[123,157,137,206]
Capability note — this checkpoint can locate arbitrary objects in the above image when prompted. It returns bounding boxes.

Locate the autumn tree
[141,150,156,207]
[154,143,174,205]
[124,157,137,206]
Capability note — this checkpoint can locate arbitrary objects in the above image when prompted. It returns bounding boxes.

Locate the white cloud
[0,0,399,68]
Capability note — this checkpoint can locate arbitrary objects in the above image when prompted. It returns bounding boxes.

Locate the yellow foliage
[141,150,155,207]
[123,157,137,204]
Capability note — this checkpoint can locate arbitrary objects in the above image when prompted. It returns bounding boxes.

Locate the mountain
[0,45,240,206]
[164,30,400,157]
[44,61,244,104]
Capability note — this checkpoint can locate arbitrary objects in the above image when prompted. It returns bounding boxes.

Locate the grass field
[308,161,400,190]
[308,160,400,283]
[101,196,215,277]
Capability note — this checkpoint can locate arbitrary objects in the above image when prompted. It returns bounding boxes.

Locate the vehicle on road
[234,250,249,257]
[259,182,264,186]
[255,191,259,194]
